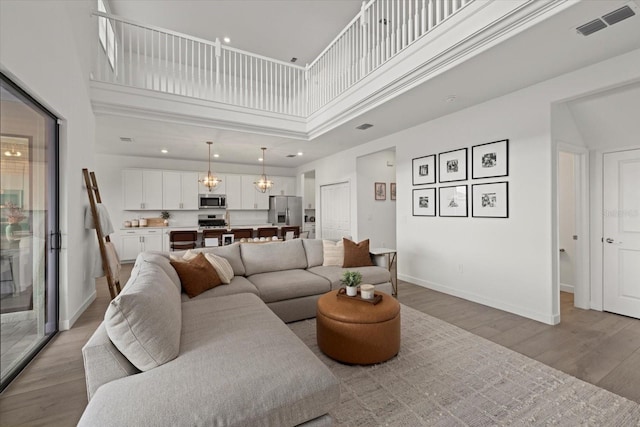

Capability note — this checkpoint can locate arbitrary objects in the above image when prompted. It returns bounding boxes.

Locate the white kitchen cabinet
[122,169,163,210]
[120,228,164,261]
[241,175,269,210]
[225,175,242,210]
[198,173,226,195]
[163,171,199,210]
[270,176,296,196]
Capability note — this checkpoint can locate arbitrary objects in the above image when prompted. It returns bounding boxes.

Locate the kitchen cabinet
[270,176,296,196]
[198,173,226,195]
[163,171,199,210]
[225,175,242,209]
[241,175,269,210]
[122,169,163,210]
[120,228,164,261]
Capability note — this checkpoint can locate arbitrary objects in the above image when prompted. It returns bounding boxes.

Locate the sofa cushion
[172,243,245,276]
[135,252,181,291]
[79,293,340,427]
[180,275,259,302]
[342,238,373,268]
[104,261,181,371]
[170,253,223,298]
[322,239,343,266]
[241,239,308,276]
[247,269,330,303]
[204,253,234,284]
[308,265,391,290]
[302,238,323,268]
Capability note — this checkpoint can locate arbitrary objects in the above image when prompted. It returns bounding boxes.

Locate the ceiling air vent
[602,5,635,26]
[119,137,134,143]
[356,123,373,130]
[286,154,297,158]
[576,18,607,36]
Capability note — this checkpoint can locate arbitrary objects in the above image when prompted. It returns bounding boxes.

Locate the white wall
[558,152,576,291]
[357,149,396,249]
[1,0,97,329]
[297,48,640,325]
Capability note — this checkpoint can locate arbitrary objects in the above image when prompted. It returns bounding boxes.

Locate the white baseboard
[560,283,575,294]
[399,273,560,325]
[59,290,96,330]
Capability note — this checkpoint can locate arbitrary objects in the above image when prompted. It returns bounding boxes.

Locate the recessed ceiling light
[223,37,231,43]
[298,152,303,156]
[258,158,263,162]
[161,149,168,154]
[213,153,220,158]
[445,95,457,102]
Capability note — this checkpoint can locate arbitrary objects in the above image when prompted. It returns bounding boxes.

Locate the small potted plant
[160,210,171,226]
[341,270,362,297]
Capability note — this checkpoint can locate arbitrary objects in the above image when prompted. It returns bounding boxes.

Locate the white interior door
[603,149,640,319]
[320,182,350,240]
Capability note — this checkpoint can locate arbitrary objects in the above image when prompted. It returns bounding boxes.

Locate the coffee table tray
[337,287,383,305]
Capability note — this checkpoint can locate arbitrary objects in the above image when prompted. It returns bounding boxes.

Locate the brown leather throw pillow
[170,252,222,298]
[342,238,373,268]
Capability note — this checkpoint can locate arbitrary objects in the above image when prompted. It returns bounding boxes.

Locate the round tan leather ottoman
[316,290,400,365]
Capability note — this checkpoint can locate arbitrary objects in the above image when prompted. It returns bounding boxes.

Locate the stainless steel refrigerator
[268,196,302,226]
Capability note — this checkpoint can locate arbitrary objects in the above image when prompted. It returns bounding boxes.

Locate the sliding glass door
[0,72,59,391]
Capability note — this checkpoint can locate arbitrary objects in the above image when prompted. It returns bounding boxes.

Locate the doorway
[320,181,350,240]
[556,146,589,313]
[0,72,59,391]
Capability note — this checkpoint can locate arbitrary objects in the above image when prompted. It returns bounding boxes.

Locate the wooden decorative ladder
[82,168,121,299]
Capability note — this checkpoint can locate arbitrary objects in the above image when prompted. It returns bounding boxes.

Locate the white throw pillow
[322,239,344,266]
[204,253,234,284]
[105,262,182,371]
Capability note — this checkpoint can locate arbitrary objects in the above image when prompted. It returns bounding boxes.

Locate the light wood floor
[0,269,638,426]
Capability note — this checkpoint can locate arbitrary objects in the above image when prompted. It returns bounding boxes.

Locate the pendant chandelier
[198,141,221,192]
[254,147,274,193]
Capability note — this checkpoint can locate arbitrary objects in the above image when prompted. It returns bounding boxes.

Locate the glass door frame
[0,71,59,392]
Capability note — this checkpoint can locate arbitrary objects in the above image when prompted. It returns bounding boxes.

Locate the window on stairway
[97,0,116,70]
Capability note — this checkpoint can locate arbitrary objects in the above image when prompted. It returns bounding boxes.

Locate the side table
[370,248,397,296]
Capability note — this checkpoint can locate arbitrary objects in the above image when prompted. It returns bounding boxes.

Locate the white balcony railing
[92,0,472,118]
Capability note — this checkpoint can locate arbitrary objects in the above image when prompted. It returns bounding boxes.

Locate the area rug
[289,304,640,426]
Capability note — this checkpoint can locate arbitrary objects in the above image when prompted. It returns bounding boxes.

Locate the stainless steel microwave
[199,194,226,209]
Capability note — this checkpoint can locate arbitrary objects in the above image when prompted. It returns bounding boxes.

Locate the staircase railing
[92,0,472,118]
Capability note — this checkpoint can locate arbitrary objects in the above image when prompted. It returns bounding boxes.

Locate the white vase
[346,286,358,297]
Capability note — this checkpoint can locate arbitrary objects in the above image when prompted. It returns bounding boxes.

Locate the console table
[369,248,397,296]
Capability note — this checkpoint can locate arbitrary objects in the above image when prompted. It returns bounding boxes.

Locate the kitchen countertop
[120,224,299,231]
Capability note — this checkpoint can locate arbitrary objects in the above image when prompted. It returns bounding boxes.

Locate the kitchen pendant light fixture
[254,147,274,193]
[198,141,222,192]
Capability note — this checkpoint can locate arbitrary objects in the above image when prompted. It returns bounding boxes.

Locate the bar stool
[257,227,278,238]
[169,231,198,251]
[231,228,253,240]
[202,229,225,247]
[280,226,300,240]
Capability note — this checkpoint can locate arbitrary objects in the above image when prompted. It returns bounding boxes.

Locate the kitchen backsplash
[120,209,268,228]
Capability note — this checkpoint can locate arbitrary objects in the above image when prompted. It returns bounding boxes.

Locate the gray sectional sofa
[80,238,392,426]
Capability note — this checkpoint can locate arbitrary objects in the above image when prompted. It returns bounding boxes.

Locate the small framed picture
[439,185,468,217]
[390,183,396,201]
[472,139,509,179]
[439,148,467,183]
[413,188,436,217]
[412,155,436,185]
[375,182,386,200]
[222,234,235,246]
[472,182,509,218]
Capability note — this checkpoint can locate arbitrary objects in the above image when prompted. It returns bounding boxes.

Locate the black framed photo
[472,139,509,179]
[413,188,436,217]
[439,185,468,217]
[222,234,235,246]
[412,155,436,185]
[472,182,509,218]
[375,182,386,200]
[439,148,467,183]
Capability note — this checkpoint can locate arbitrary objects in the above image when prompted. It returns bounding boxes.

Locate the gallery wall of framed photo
[411,139,509,218]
